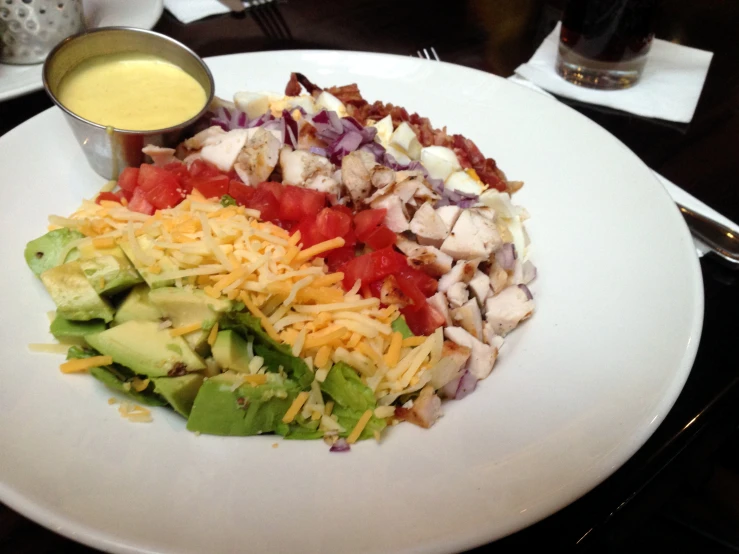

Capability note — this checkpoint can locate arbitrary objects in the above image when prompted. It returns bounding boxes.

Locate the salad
[25,73,535,449]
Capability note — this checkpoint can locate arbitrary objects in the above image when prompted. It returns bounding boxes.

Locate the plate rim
[0,49,705,553]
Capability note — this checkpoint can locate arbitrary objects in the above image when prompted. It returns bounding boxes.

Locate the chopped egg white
[315,91,347,117]
[233,91,270,119]
[371,115,394,148]
[420,146,461,181]
[445,170,487,196]
[388,122,422,160]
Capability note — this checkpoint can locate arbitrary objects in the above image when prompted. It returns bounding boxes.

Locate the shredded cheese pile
[49,192,445,412]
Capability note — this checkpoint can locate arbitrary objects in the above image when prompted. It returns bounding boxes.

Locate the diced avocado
[40,262,115,322]
[78,243,143,296]
[114,284,163,324]
[149,287,231,352]
[186,371,300,436]
[151,374,205,417]
[220,312,313,389]
[89,367,168,406]
[50,316,106,346]
[119,235,178,288]
[66,346,167,406]
[85,320,205,377]
[211,330,252,373]
[391,316,414,338]
[24,228,84,277]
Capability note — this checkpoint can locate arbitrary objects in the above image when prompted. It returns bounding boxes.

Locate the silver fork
[244,0,292,41]
[416,47,440,61]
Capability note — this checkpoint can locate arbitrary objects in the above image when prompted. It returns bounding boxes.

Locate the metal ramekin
[43,27,215,180]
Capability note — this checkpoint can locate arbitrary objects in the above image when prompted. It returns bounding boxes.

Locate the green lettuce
[391,316,414,338]
[220,312,312,388]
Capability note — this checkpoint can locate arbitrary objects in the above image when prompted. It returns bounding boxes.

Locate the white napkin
[513,22,713,123]
[506,74,738,258]
[164,0,242,23]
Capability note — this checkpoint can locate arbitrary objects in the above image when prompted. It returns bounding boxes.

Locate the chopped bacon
[286,72,323,97]
[284,72,515,193]
[326,83,366,107]
[284,72,301,96]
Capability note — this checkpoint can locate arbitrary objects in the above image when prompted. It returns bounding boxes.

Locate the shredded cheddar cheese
[54,192,443,409]
[59,355,113,374]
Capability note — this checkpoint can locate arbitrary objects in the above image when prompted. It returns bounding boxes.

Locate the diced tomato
[368,279,384,299]
[137,164,172,192]
[279,189,305,221]
[228,180,255,206]
[316,208,352,240]
[135,164,184,209]
[95,191,123,205]
[342,253,377,290]
[341,246,408,290]
[188,159,222,179]
[292,217,325,249]
[118,167,139,193]
[325,244,357,272]
[299,188,328,218]
[397,267,437,297]
[363,225,396,250]
[257,181,284,201]
[401,302,445,336]
[127,187,155,215]
[277,185,328,222]
[145,182,185,209]
[394,272,426,312]
[247,189,280,222]
[163,162,189,182]
[354,208,387,240]
[189,175,230,199]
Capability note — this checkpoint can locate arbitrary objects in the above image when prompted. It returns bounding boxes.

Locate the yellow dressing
[57,52,207,131]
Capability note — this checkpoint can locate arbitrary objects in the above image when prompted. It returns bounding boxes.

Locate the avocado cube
[186,371,300,436]
[40,262,115,322]
[114,284,163,325]
[24,228,84,277]
[211,330,252,373]
[119,235,178,288]
[78,243,143,296]
[152,373,205,417]
[50,316,107,346]
[89,367,168,407]
[85,320,205,377]
[149,287,231,352]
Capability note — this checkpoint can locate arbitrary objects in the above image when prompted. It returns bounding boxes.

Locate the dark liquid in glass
[561,0,657,62]
[557,0,657,89]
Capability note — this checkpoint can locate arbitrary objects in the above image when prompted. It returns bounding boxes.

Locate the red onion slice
[455,370,478,400]
[496,243,516,271]
[330,438,351,452]
[518,284,533,300]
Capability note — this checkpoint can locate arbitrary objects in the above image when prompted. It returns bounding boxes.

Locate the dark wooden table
[2,1,738,552]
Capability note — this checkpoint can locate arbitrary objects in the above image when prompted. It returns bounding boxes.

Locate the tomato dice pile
[340,245,443,335]
[98,160,444,336]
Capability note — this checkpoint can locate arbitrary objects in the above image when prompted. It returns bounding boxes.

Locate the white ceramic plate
[0,51,703,553]
[0,0,164,102]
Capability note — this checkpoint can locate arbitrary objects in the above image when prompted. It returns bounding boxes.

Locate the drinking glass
[556,0,658,89]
